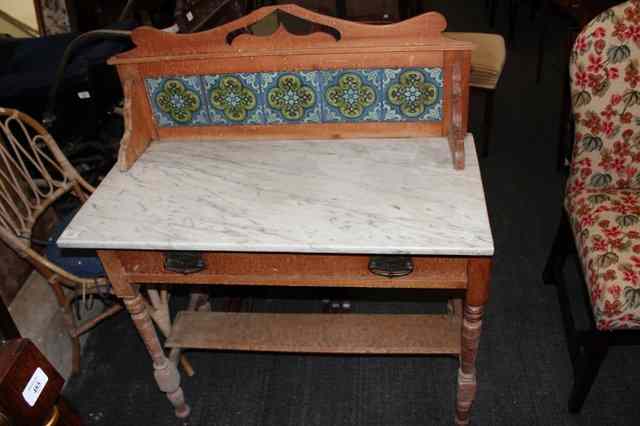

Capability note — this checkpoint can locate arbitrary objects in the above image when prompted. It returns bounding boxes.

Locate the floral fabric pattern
[566,0,640,329]
[566,190,640,329]
[209,76,258,122]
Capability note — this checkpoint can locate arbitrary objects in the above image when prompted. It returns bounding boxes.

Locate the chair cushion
[46,211,105,279]
[566,189,640,329]
[443,32,506,89]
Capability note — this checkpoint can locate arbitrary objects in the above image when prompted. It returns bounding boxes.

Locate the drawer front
[117,251,468,289]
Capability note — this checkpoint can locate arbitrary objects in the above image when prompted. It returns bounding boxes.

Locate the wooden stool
[445,32,506,157]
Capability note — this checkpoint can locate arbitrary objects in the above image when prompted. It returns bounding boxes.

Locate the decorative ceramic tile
[381,68,443,122]
[145,76,209,127]
[261,71,322,124]
[203,73,264,125]
[320,69,382,122]
[145,67,445,127]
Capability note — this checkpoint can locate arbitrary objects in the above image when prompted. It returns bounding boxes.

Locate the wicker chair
[0,107,199,376]
[0,107,123,373]
[543,1,640,411]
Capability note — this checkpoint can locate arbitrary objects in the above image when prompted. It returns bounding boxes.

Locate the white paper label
[22,367,48,407]
[186,11,194,22]
[77,91,91,99]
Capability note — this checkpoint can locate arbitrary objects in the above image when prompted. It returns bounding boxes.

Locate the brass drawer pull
[164,251,205,274]
[368,256,414,278]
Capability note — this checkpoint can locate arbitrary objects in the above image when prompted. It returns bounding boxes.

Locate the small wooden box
[0,339,65,425]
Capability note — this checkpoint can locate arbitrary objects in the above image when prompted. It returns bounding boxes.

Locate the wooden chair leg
[543,211,611,413]
[569,332,610,412]
[48,278,81,374]
[64,298,82,374]
[543,211,572,286]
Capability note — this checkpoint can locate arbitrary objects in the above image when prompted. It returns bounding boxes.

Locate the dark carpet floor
[63,1,640,425]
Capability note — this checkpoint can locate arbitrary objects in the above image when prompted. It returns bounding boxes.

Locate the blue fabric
[46,211,105,278]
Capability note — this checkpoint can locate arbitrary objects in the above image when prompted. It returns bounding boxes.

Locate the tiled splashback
[145,68,443,127]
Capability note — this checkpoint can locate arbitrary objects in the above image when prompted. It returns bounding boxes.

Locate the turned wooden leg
[456,304,484,425]
[124,294,190,418]
[146,288,195,377]
[456,258,491,426]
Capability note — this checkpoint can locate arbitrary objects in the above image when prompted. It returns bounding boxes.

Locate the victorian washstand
[58,5,493,424]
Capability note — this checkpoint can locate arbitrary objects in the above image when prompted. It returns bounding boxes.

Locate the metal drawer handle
[164,251,205,274]
[368,256,414,278]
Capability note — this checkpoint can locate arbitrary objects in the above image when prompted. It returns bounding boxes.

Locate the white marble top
[59,135,493,256]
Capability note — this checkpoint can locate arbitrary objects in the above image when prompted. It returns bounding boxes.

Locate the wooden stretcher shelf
[165,311,461,355]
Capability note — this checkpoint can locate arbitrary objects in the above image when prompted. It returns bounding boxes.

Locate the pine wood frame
[96,250,491,425]
[108,4,473,171]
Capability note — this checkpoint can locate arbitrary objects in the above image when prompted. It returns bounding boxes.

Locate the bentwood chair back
[0,107,122,374]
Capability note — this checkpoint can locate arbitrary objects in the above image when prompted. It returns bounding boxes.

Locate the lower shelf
[165,311,461,355]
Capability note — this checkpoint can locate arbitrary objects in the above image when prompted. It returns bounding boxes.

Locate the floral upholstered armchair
[566,0,640,330]
[545,0,640,412]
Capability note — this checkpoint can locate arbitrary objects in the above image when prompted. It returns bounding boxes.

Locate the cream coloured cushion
[444,32,506,90]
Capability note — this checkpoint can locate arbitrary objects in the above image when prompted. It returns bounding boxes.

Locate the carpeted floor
[63,1,640,425]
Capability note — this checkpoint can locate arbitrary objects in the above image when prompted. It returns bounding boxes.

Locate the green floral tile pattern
[203,73,263,125]
[145,68,442,127]
[321,70,381,122]
[145,77,208,127]
[262,72,321,124]
[382,68,443,122]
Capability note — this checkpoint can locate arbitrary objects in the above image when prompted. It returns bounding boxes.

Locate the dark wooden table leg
[455,258,491,425]
[99,251,190,418]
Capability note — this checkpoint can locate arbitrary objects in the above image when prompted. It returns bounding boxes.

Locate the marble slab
[58,135,493,256]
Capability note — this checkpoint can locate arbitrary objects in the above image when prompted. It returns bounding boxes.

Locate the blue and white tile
[320,69,382,123]
[202,73,264,125]
[261,71,322,124]
[145,76,209,127]
[381,67,444,122]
